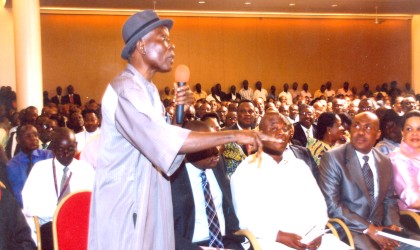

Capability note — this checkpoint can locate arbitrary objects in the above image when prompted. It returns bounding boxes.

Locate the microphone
[175,65,190,124]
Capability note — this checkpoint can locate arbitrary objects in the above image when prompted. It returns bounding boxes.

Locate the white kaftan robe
[88,64,190,250]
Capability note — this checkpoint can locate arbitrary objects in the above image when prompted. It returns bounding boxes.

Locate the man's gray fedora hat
[121,10,173,60]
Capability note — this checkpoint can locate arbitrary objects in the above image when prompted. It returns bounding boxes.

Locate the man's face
[237,102,255,128]
[225,112,237,127]
[384,120,402,143]
[358,99,375,113]
[56,87,62,95]
[292,82,298,90]
[53,133,77,166]
[209,100,218,112]
[260,114,289,154]
[84,112,99,133]
[394,97,404,112]
[217,107,228,122]
[198,103,211,118]
[402,97,416,113]
[332,99,345,114]
[350,112,381,154]
[70,112,84,128]
[256,98,265,113]
[140,26,175,73]
[279,104,290,117]
[289,105,299,120]
[25,107,38,125]
[17,125,39,153]
[67,85,74,95]
[299,107,314,128]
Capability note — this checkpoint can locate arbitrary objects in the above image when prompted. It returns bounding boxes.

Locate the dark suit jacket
[292,122,317,147]
[0,186,36,250]
[50,95,63,105]
[62,93,82,106]
[289,144,319,181]
[319,143,401,249]
[171,160,243,250]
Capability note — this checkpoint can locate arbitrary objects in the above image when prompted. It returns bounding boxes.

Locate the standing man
[253,81,268,102]
[62,85,82,106]
[278,83,292,105]
[50,86,63,105]
[239,80,253,101]
[319,112,420,249]
[193,83,207,101]
[88,10,265,250]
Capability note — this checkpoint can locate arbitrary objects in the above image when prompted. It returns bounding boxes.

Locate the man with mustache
[292,104,317,147]
[319,112,420,249]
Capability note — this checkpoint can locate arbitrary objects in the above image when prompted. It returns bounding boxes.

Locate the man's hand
[276,231,307,250]
[365,224,399,250]
[173,82,194,109]
[307,236,322,250]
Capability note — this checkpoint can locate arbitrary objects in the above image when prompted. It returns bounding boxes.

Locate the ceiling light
[289,3,296,7]
[245,2,252,5]
[198,1,205,4]
[331,4,338,7]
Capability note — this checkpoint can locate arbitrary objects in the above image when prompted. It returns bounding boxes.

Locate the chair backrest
[52,190,92,250]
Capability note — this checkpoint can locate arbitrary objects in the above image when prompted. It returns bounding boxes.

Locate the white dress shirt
[185,163,226,242]
[22,157,95,224]
[231,153,349,250]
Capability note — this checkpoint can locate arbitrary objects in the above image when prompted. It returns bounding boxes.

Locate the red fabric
[55,191,91,250]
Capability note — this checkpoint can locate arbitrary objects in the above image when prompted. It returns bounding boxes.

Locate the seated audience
[231,111,348,249]
[308,112,345,166]
[6,125,53,207]
[22,127,95,250]
[375,109,402,155]
[0,181,36,249]
[171,121,244,249]
[319,111,420,249]
[67,111,84,134]
[390,110,420,211]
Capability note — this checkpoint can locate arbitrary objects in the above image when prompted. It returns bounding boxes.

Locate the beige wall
[40,15,412,103]
[0,7,16,90]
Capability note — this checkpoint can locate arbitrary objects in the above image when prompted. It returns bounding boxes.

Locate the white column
[413,15,420,94]
[13,0,43,112]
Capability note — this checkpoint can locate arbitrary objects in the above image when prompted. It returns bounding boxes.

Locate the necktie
[60,166,70,200]
[27,153,33,175]
[69,95,74,104]
[362,156,375,206]
[200,171,224,248]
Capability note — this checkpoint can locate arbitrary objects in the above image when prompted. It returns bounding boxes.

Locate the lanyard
[52,157,73,201]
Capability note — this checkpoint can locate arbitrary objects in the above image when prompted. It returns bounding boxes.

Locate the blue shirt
[6,149,53,207]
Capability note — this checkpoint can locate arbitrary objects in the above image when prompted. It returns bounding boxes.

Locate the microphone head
[175,65,190,83]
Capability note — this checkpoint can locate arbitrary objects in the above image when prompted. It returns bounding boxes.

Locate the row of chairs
[34,190,420,250]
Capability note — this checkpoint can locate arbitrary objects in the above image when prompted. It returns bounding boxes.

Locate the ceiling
[32,0,420,16]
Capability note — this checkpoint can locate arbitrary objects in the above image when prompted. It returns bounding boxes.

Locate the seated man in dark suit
[292,104,317,147]
[171,121,244,250]
[283,116,319,181]
[319,111,420,250]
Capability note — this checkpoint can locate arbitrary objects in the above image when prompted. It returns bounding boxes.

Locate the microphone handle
[175,82,186,124]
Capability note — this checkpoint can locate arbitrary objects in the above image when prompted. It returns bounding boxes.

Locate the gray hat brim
[121,19,173,60]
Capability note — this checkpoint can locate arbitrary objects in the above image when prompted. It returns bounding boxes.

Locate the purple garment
[389,141,420,210]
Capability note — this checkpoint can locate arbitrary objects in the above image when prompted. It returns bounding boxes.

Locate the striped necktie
[200,171,224,248]
[362,155,375,206]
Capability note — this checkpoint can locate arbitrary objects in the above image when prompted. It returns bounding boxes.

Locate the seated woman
[308,112,345,166]
[390,110,420,210]
[375,109,402,155]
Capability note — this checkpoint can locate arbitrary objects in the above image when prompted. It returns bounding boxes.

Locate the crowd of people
[1,8,420,250]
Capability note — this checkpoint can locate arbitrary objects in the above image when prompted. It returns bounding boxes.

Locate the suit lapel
[345,145,372,209]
